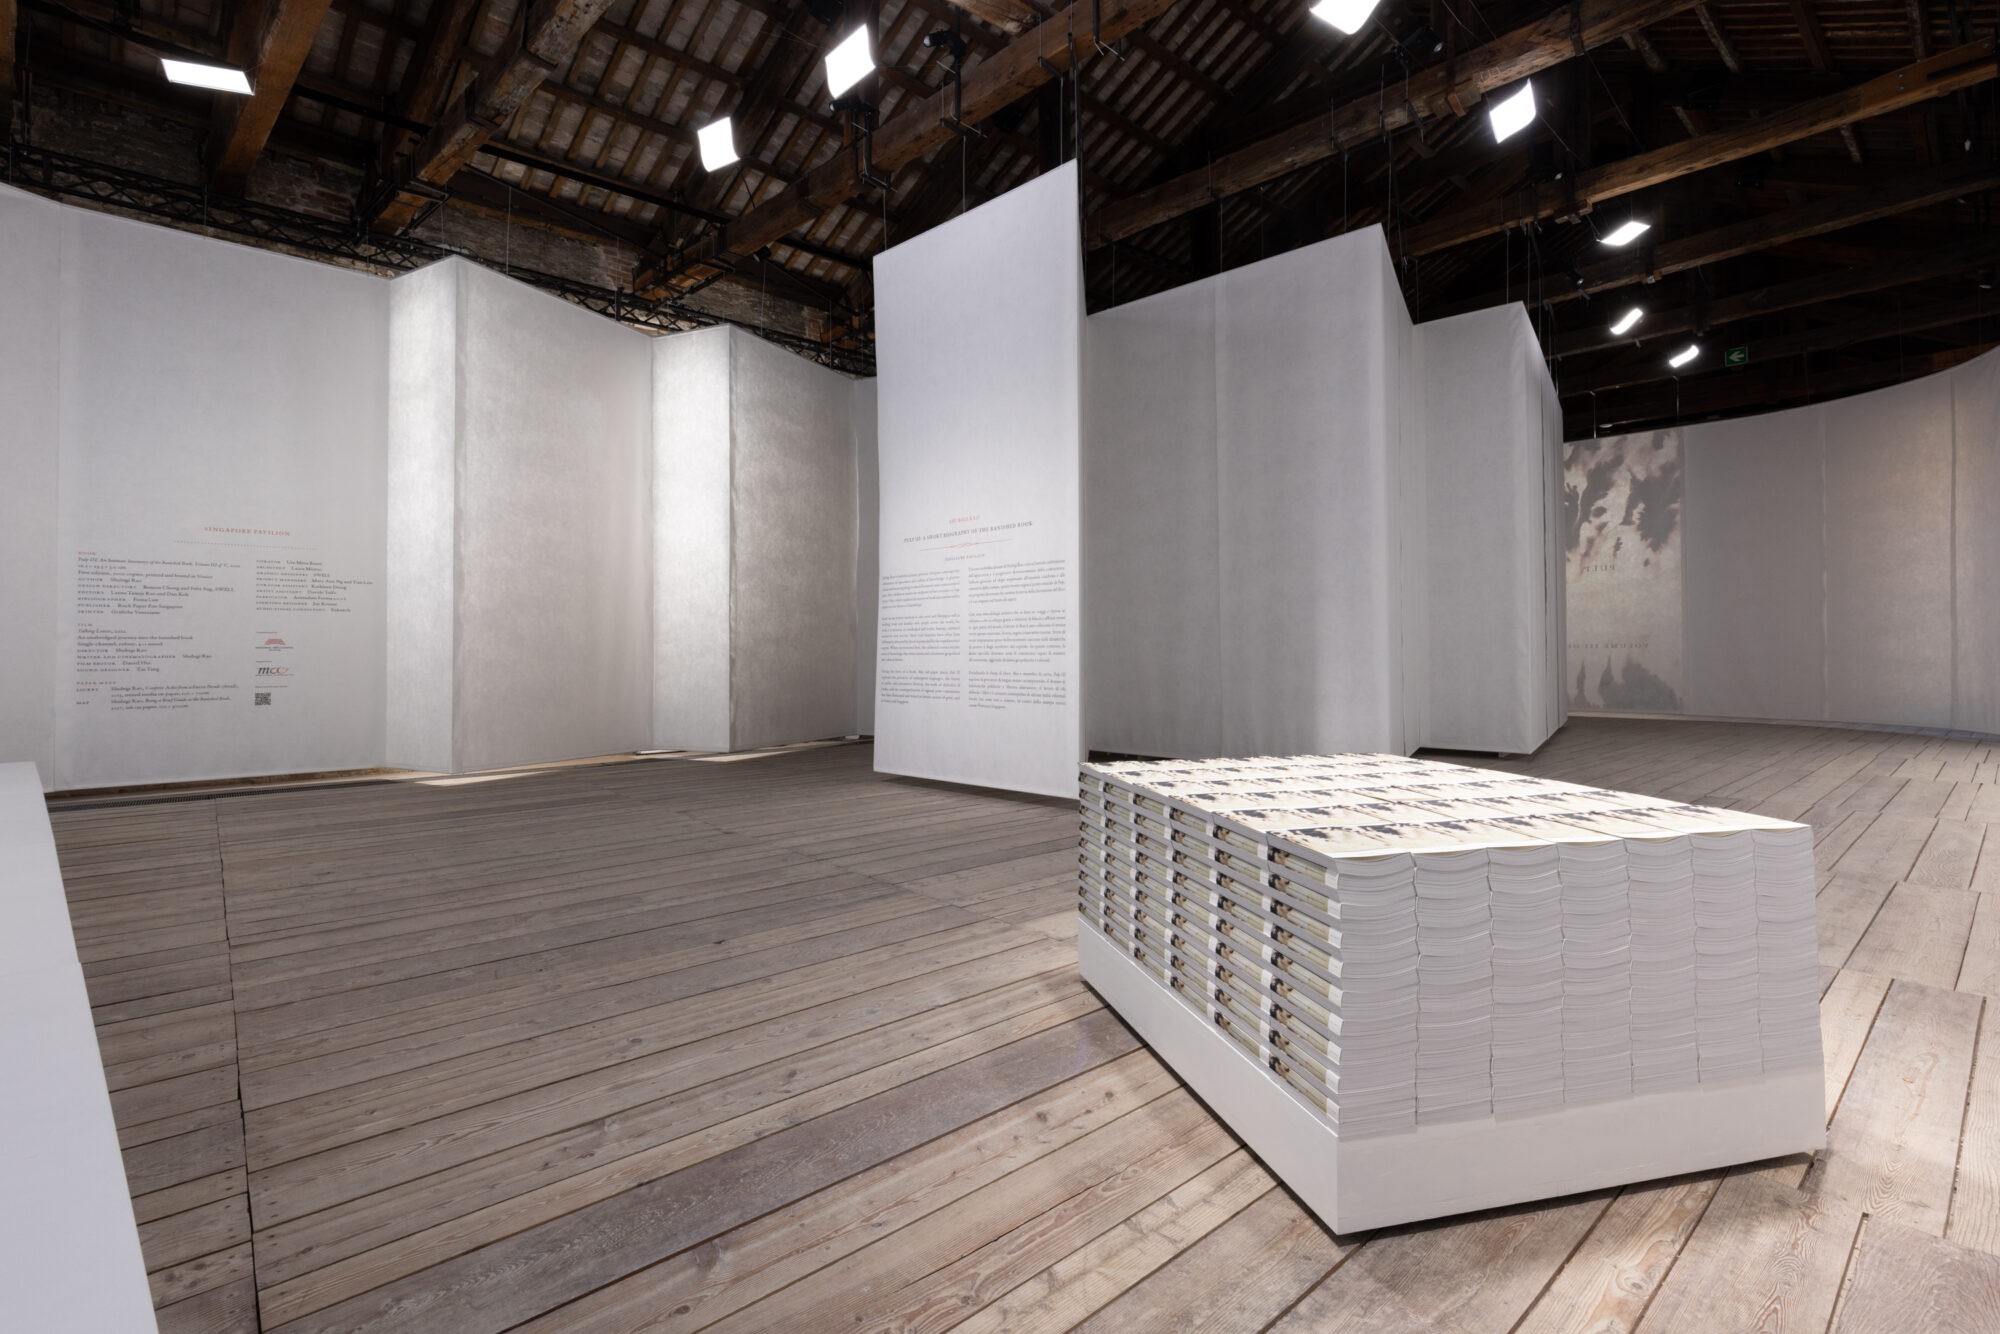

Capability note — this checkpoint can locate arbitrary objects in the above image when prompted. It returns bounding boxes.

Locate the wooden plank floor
[49,717,2000,1332]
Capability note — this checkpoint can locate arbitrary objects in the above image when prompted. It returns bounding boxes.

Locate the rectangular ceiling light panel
[825,28,875,99]
[698,116,739,172]
[1310,0,1381,34]
[161,58,254,95]
[1489,81,1536,142]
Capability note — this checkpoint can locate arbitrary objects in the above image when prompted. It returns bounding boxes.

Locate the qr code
[255,692,271,706]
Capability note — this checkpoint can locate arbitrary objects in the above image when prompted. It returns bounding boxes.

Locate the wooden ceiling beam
[1554,234,2000,356]
[1437,159,1999,314]
[1568,298,1992,396]
[1087,0,1708,249]
[369,0,621,232]
[534,77,701,150]
[1399,39,1997,257]
[646,0,820,258]
[1623,29,1668,73]
[1786,0,1834,73]
[933,0,1041,36]
[1782,0,1859,159]
[1691,3,1743,74]
[1119,17,1345,193]
[1127,29,1231,103]
[593,18,751,93]
[639,0,1184,295]
[1177,37,1395,168]
[207,0,339,193]
[383,0,482,170]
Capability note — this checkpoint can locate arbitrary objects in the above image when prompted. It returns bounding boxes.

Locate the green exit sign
[1725,345,1750,369]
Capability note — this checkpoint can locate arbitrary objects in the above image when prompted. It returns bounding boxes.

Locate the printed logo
[256,666,292,677]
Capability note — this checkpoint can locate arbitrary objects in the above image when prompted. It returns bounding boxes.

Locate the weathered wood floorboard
[46,719,2000,1331]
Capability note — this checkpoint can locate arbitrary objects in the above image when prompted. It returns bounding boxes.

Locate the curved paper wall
[1,184,873,790]
[1565,345,2000,735]
[653,324,862,753]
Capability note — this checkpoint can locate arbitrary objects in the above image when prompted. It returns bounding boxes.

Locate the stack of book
[1078,755,1823,1140]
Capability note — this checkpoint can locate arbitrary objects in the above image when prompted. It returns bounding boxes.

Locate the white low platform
[1080,922,1823,1233]
[0,762,157,1332]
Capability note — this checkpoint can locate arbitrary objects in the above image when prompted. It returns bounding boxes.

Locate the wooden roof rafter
[368,0,631,231]
[1087,0,1714,249]
[636,0,1186,295]
[1398,39,1996,257]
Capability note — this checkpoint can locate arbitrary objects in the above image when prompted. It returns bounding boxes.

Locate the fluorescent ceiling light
[825,28,874,99]
[160,58,254,95]
[1668,343,1700,369]
[1609,307,1645,336]
[697,116,738,172]
[1488,81,1535,143]
[1600,218,1652,247]
[1308,0,1381,35]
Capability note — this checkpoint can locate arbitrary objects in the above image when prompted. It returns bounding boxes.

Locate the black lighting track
[0,143,878,376]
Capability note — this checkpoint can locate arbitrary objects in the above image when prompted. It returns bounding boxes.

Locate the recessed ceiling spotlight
[824,27,874,99]
[160,57,253,95]
[1309,0,1381,35]
[697,116,738,172]
[1668,344,1700,369]
[1600,219,1652,247]
[1488,81,1536,143]
[1609,307,1645,336]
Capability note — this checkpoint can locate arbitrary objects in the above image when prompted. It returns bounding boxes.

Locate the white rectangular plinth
[1076,753,1826,1234]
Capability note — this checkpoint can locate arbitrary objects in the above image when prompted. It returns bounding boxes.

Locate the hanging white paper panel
[873,163,1084,796]
[1418,304,1557,754]
[454,261,653,772]
[1079,229,1558,761]
[853,378,880,736]
[1953,347,2000,734]
[729,330,858,750]
[385,262,459,773]
[1083,279,1223,758]
[0,186,61,783]
[1822,373,1954,727]
[53,207,389,790]
[1682,410,1826,722]
[653,325,735,751]
[1215,230,1404,755]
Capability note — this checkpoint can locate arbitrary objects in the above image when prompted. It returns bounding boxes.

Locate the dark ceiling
[2,0,1995,430]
